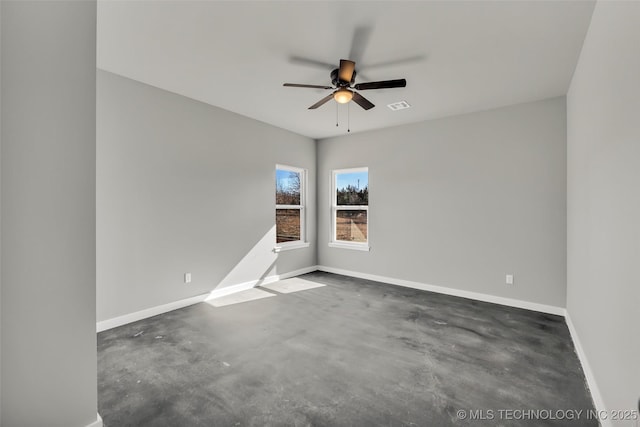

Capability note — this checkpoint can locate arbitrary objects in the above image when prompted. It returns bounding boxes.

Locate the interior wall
[318,97,567,308]
[1,1,97,426]
[566,1,640,422]
[0,2,3,422]
[97,70,316,322]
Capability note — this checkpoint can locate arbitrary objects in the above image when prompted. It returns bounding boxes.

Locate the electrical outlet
[506,274,514,285]
[185,273,192,284]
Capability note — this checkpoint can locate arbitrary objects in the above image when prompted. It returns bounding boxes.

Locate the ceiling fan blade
[352,92,375,110]
[338,59,356,83]
[289,56,336,71]
[348,26,373,65]
[308,93,335,109]
[284,83,333,89]
[362,54,426,70]
[354,79,406,91]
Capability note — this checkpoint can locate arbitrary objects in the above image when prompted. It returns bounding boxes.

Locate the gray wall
[97,70,316,322]
[318,97,567,308]
[566,1,640,421]
[0,2,3,422]
[1,1,97,426]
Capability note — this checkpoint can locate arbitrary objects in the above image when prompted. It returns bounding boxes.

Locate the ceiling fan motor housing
[283,58,405,110]
[331,68,356,87]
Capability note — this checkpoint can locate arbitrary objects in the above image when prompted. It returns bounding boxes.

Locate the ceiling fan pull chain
[336,102,339,127]
[347,102,351,133]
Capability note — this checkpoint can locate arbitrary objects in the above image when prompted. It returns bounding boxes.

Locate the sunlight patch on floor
[205,288,276,308]
[260,277,325,294]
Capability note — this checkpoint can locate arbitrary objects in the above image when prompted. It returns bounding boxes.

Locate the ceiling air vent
[387,101,411,111]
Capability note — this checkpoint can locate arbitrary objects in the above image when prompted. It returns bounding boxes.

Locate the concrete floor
[98,272,596,426]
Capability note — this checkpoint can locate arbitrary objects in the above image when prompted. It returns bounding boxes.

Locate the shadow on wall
[207,226,279,295]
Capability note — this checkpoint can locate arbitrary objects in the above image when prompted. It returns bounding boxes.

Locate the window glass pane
[336,210,367,242]
[336,171,368,206]
[276,209,301,243]
[276,169,301,205]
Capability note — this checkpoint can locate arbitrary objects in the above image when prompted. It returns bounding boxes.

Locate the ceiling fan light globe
[334,88,353,104]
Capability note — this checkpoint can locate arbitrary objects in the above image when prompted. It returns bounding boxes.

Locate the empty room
[0,1,638,426]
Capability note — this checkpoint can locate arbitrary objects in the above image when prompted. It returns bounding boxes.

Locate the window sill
[328,242,370,252]
[273,242,310,253]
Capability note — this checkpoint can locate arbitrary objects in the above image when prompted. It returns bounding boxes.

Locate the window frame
[330,167,370,251]
[275,164,309,252]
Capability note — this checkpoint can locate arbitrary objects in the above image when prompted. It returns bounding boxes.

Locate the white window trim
[330,167,370,251]
[275,164,308,251]
[274,241,310,253]
[328,241,370,251]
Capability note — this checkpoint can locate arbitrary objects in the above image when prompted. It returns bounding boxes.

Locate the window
[331,168,369,251]
[275,165,308,251]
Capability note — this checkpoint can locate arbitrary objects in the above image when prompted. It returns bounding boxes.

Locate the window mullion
[335,205,366,210]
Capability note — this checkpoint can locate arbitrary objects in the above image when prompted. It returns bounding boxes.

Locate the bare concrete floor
[98,272,596,426]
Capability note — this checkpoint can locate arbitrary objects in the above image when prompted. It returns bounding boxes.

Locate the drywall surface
[1,1,97,426]
[318,97,567,307]
[97,70,316,322]
[0,3,3,423]
[567,1,640,423]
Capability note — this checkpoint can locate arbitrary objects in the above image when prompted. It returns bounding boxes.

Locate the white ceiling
[97,0,595,140]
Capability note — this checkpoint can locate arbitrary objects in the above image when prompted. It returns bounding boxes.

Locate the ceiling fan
[283,59,406,110]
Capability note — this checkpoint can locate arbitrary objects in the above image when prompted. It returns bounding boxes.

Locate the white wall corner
[564,312,611,427]
[86,413,103,427]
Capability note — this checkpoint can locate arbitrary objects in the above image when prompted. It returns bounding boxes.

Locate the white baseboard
[86,413,103,427]
[204,280,259,301]
[564,312,611,427]
[203,265,318,302]
[316,265,565,316]
[97,293,208,333]
[96,265,318,332]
